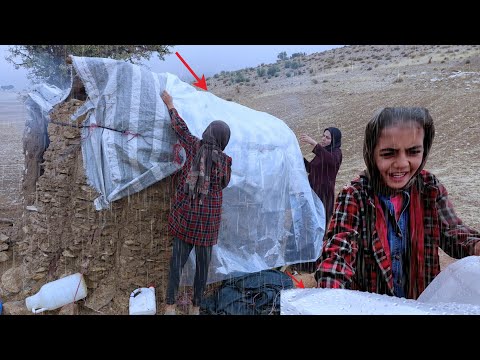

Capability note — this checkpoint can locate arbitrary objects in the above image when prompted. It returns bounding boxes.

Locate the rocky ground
[2,44,479,314]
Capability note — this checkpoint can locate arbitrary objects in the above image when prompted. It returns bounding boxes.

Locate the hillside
[208,44,480,232]
[1,44,479,314]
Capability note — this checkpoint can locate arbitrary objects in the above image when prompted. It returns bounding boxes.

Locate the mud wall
[16,99,175,314]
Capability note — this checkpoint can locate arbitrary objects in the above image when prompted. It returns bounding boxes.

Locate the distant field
[0,92,25,208]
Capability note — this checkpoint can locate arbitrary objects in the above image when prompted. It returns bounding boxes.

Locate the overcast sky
[0,45,344,90]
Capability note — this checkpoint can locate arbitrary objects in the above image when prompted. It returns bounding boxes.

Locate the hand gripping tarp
[69,55,326,284]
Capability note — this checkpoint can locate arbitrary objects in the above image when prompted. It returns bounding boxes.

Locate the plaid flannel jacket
[168,108,232,246]
[316,170,480,298]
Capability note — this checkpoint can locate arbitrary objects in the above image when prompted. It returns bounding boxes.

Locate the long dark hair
[363,107,435,193]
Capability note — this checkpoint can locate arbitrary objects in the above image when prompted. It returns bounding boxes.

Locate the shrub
[290,61,301,69]
[277,51,288,61]
[267,65,280,76]
[257,68,266,77]
[291,52,305,58]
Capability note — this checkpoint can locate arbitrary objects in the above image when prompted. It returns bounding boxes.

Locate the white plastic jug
[25,273,88,314]
[129,287,156,315]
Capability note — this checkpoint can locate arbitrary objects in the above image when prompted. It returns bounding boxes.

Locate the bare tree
[5,45,174,88]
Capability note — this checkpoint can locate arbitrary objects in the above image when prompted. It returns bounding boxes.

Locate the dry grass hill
[208,44,480,232]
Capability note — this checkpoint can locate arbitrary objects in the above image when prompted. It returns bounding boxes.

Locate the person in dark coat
[161,90,232,315]
[292,128,342,273]
[300,127,343,224]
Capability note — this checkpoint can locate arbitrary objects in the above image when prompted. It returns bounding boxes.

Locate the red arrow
[175,52,208,91]
[285,271,305,288]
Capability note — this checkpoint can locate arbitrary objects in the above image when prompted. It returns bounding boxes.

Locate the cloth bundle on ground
[201,269,295,315]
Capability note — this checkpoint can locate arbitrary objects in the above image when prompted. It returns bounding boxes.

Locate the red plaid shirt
[316,170,480,299]
[167,108,232,246]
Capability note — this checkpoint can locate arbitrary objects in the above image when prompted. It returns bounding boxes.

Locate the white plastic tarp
[66,56,325,283]
[24,83,70,155]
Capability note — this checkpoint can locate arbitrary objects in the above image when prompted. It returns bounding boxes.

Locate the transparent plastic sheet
[417,256,480,306]
[48,56,327,283]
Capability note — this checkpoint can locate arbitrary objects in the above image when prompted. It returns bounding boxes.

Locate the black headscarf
[202,120,231,151]
[323,127,342,152]
[184,120,231,203]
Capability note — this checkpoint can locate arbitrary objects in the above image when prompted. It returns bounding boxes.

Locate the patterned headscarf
[184,120,231,203]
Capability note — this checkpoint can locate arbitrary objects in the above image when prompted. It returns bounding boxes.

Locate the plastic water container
[129,287,156,315]
[25,273,88,314]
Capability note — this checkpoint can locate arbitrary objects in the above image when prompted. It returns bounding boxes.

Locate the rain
[1,45,480,315]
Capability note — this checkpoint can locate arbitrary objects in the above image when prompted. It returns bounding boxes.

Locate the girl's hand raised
[161,90,174,110]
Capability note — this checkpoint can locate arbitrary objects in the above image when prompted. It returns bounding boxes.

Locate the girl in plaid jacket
[161,91,232,315]
[315,107,480,299]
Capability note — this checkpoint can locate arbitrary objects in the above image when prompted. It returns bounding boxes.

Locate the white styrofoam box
[280,287,480,315]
